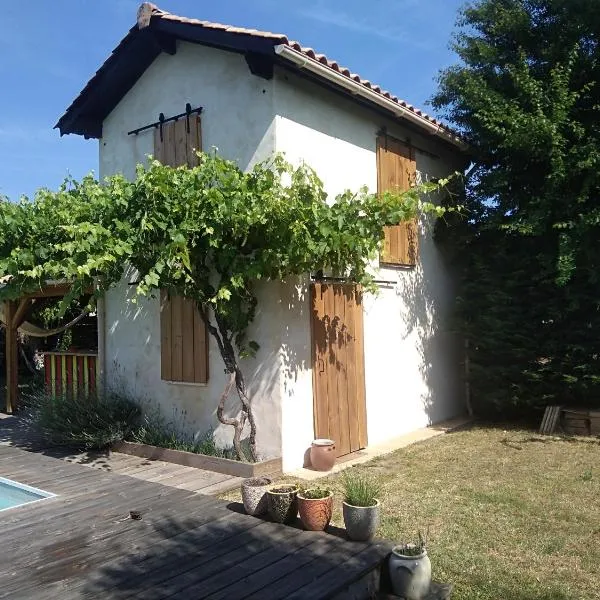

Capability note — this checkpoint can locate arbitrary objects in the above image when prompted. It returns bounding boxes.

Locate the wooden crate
[561,409,600,436]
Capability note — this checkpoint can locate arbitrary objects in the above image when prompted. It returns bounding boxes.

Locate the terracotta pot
[310,439,336,471]
[297,490,333,531]
[241,477,272,516]
[267,485,299,524]
[342,499,380,541]
[388,545,432,600]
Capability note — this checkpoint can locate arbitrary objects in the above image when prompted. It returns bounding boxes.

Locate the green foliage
[0,152,448,349]
[24,389,141,449]
[340,469,381,507]
[299,487,331,499]
[433,0,600,415]
[129,412,237,460]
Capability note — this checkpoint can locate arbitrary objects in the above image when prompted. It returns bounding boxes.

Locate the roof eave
[55,18,284,139]
[274,45,467,152]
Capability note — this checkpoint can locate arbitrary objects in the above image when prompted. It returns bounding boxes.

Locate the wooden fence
[44,352,99,398]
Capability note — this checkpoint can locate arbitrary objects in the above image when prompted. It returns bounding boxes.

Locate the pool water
[0,477,56,511]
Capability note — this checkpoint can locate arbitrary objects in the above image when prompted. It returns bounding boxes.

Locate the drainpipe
[273,45,468,151]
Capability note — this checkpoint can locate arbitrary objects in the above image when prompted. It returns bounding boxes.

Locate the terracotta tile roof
[56,2,463,145]
[143,4,457,138]
[140,3,288,41]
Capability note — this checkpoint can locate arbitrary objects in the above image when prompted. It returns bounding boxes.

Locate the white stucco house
[56,3,469,472]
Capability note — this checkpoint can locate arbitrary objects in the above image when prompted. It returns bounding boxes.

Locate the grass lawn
[222,425,600,599]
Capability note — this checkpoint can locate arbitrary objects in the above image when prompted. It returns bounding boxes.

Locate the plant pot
[388,545,432,600]
[241,477,272,516]
[342,499,380,541]
[297,490,333,531]
[310,439,336,471]
[267,485,299,524]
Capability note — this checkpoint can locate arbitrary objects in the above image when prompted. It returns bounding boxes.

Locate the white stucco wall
[273,69,465,471]
[100,41,276,178]
[97,42,465,469]
[99,42,282,458]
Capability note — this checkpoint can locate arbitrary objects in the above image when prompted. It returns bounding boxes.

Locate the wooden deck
[0,415,243,495]
[0,444,392,599]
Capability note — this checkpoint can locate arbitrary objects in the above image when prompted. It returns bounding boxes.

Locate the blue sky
[0,0,465,201]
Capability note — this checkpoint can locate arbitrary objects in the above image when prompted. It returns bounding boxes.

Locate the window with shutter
[155,117,208,384]
[160,291,209,384]
[376,135,419,267]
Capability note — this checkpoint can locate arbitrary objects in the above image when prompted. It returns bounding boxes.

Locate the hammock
[0,303,90,337]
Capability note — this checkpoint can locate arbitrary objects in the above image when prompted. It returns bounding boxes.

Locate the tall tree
[433,0,600,415]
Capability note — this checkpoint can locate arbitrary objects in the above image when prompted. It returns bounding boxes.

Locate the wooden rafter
[11,298,34,330]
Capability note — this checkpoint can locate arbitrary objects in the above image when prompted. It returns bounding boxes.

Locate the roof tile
[58,2,462,142]
[142,3,458,136]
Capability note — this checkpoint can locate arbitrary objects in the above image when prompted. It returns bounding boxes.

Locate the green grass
[222,425,600,599]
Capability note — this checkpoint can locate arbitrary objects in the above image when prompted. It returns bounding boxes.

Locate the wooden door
[311,282,367,457]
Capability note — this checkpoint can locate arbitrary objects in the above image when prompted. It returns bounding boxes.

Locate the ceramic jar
[241,477,272,516]
[388,545,432,600]
[342,499,380,541]
[310,439,336,471]
[297,490,333,531]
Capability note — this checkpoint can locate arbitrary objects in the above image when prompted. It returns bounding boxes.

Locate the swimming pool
[0,477,56,511]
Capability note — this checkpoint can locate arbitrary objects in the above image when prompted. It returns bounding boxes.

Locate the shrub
[24,389,141,450]
[128,411,237,460]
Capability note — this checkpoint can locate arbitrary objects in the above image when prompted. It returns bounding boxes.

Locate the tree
[0,153,449,460]
[432,0,600,415]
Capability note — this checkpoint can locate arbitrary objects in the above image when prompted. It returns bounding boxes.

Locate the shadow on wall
[279,278,312,384]
[394,217,464,425]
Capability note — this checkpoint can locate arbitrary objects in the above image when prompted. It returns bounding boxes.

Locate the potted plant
[267,484,299,524]
[297,487,333,531]
[241,477,272,516]
[341,469,381,541]
[388,532,431,600]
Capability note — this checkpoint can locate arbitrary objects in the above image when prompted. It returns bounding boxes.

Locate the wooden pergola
[3,282,91,413]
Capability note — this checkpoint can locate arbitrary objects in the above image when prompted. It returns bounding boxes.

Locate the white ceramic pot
[388,545,432,600]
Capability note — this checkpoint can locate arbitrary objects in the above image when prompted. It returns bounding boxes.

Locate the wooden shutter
[155,117,208,383]
[154,115,202,167]
[377,135,419,266]
[160,291,208,384]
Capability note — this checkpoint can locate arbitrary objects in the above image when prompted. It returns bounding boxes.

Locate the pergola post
[4,298,34,413]
[5,300,17,414]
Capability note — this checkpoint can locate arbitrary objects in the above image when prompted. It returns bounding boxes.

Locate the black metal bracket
[310,274,397,286]
[127,103,203,138]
